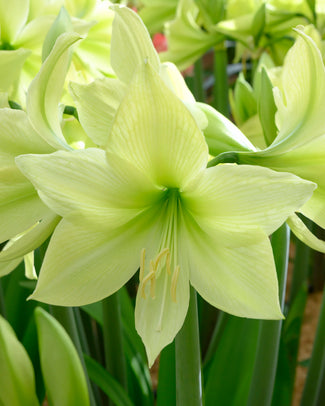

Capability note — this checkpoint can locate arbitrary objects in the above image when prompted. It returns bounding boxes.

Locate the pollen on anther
[171,265,181,303]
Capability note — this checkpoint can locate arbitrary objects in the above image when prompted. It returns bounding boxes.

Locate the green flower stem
[73,307,91,356]
[203,311,227,365]
[175,287,202,406]
[199,298,218,358]
[102,291,127,394]
[49,305,97,406]
[213,44,229,117]
[300,290,325,406]
[157,341,176,406]
[193,59,205,103]
[289,218,313,306]
[247,223,290,406]
[0,279,6,318]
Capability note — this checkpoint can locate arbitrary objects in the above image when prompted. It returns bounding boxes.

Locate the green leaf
[84,355,133,406]
[3,264,38,338]
[271,285,308,406]
[246,224,290,406]
[0,314,39,406]
[157,341,176,406]
[204,315,260,406]
[34,307,90,406]
[119,287,147,362]
[300,290,325,406]
[258,67,278,146]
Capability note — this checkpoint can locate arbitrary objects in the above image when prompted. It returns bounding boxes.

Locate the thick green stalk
[289,218,313,306]
[49,305,97,406]
[300,290,325,406]
[175,287,202,406]
[102,291,127,392]
[193,59,205,103]
[203,310,227,365]
[247,224,290,406]
[157,341,176,406]
[198,298,218,359]
[73,307,91,357]
[213,45,229,117]
[0,280,6,318]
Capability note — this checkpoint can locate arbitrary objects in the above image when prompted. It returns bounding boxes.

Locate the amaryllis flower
[17,62,314,365]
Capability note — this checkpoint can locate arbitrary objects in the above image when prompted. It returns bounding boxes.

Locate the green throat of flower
[138,187,182,332]
[0,41,15,50]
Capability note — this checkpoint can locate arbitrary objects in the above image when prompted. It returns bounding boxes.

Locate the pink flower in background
[152,33,168,53]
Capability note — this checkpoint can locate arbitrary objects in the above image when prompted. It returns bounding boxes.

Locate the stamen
[171,265,180,303]
[150,274,156,299]
[140,270,154,299]
[149,260,156,299]
[140,248,173,302]
[154,248,169,269]
[140,260,156,299]
[139,248,146,282]
[166,252,171,275]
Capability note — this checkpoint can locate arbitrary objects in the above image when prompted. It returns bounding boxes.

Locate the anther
[171,265,180,303]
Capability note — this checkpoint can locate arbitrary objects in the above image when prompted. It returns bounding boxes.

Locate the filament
[171,265,180,303]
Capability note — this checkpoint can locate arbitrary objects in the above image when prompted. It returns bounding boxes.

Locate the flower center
[0,41,15,50]
[137,188,182,331]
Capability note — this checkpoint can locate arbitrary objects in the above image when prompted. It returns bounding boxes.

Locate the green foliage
[35,307,90,406]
